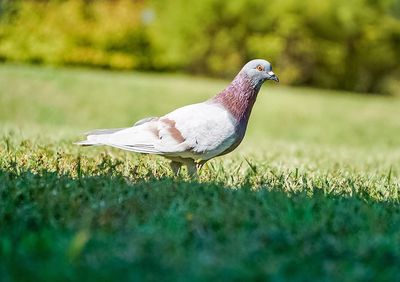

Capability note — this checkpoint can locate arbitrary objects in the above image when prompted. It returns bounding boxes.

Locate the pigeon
[76,59,279,176]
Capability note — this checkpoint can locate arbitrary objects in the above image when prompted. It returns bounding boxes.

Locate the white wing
[77,102,237,161]
[162,102,237,160]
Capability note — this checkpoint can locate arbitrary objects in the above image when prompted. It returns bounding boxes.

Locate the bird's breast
[215,121,247,157]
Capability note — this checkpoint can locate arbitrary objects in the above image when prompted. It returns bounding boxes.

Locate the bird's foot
[170,161,182,176]
[186,163,198,178]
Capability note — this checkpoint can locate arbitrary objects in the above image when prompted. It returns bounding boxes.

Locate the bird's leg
[170,161,182,176]
[186,160,207,178]
[185,160,198,178]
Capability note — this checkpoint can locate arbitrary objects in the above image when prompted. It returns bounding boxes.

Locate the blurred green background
[0,0,399,95]
[1,2,400,281]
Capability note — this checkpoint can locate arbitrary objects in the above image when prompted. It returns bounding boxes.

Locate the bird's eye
[256,65,264,71]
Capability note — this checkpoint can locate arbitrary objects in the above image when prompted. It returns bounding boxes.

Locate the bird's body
[76,59,279,175]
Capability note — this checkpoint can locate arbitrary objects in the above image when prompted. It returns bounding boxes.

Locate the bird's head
[241,59,279,88]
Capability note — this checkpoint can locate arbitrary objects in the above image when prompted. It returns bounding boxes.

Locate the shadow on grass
[0,167,399,282]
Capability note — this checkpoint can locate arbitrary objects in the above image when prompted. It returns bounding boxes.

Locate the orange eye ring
[256,65,264,71]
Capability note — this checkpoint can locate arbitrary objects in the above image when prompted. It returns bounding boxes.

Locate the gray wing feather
[85,128,125,135]
[84,116,158,136]
[133,117,158,126]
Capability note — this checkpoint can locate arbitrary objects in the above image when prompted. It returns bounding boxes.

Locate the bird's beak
[267,71,279,82]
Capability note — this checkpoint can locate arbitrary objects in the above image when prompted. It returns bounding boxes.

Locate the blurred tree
[150,0,400,94]
[0,0,152,69]
[0,0,399,94]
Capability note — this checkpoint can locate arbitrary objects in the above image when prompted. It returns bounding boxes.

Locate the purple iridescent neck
[212,71,262,123]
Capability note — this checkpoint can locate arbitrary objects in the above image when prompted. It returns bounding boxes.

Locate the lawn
[0,64,399,281]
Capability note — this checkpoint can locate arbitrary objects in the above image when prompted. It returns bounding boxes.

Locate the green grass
[0,64,399,281]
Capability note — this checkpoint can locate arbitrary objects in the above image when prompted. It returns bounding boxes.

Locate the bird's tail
[75,128,125,146]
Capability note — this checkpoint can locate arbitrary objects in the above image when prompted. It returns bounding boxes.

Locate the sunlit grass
[0,64,399,281]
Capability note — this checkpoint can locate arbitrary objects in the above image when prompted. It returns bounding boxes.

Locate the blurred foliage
[0,0,400,94]
[151,0,400,94]
[0,0,153,69]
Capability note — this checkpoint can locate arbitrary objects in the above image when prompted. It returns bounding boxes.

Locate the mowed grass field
[0,64,400,281]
